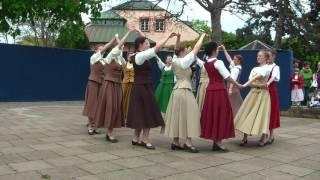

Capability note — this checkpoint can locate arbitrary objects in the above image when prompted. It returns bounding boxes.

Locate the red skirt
[269,82,280,129]
[200,89,235,141]
[82,80,101,119]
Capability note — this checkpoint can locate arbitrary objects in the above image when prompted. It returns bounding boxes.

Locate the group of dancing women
[82,28,281,153]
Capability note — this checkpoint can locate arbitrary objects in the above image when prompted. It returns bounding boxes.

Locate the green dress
[155,68,175,113]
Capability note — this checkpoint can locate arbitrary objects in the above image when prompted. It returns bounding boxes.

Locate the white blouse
[249,65,269,80]
[135,48,157,65]
[126,62,133,69]
[204,57,231,79]
[157,60,173,71]
[229,61,242,81]
[267,63,280,82]
[196,58,205,68]
[157,60,165,70]
[90,52,103,65]
[157,59,176,82]
[102,47,125,65]
[172,52,196,69]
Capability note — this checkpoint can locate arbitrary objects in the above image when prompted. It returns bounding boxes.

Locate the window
[140,19,149,32]
[155,19,165,32]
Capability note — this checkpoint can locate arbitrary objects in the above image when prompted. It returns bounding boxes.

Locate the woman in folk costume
[196,57,209,112]
[155,55,175,116]
[200,42,242,152]
[127,31,177,150]
[220,45,243,117]
[122,52,135,125]
[95,30,135,143]
[165,33,206,153]
[235,50,271,147]
[266,49,280,144]
[83,38,116,135]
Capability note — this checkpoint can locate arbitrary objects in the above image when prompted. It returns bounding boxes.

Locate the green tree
[191,20,212,37]
[55,21,89,49]
[0,0,105,48]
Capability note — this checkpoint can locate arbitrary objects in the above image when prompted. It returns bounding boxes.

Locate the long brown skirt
[127,84,164,129]
[122,82,133,123]
[95,80,124,128]
[82,81,101,122]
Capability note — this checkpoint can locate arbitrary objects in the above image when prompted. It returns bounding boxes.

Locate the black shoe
[183,144,199,153]
[257,141,267,147]
[93,129,101,134]
[171,143,184,150]
[212,143,229,152]
[239,139,248,146]
[266,138,275,145]
[140,141,155,150]
[106,135,118,143]
[132,140,141,146]
[88,129,94,135]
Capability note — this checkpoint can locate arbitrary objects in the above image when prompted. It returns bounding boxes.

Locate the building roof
[85,24,155,44]
[92,9,125,20]
[239,40,272,50]
[113,0,164,11]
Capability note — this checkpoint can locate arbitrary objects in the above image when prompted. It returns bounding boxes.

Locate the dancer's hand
[228,88,232,95]
[203,56,209,62]
[266,82,271,87]
[169,32,177,38]
[239,83,246,89]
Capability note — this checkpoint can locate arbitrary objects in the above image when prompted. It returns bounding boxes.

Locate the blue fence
[0,43,293,111]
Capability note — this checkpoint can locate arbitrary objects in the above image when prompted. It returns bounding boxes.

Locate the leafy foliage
[0,0,105,48]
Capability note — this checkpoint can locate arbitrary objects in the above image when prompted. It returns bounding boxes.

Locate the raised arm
[175,33,181,50]
[154,32,177,52]
[116,29,134,48]
[156,56,165,70]
[221,45,233,64]
[134,28,145,37]
[101,37,116,53]
[192,33,206,55]
[103,34,123,64]
[118,47,127,65]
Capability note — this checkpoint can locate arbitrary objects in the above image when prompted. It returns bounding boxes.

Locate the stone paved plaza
[0,102,319,180]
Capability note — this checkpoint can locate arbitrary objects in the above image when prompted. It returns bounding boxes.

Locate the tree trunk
[40,20,47,47]
[210,8,222,44]
[274,0,289,48]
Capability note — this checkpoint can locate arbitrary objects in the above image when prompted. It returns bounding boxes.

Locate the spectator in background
[300,62,313,105]
[310,90,320,108]
[293,62,300,69]
[291,68,304,106]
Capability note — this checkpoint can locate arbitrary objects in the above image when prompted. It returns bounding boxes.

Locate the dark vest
[104,61,122,83]
[133,54,153,85]
[88,62,104,84]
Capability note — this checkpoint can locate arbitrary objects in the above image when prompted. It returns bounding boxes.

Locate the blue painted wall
[0,43,292,110]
